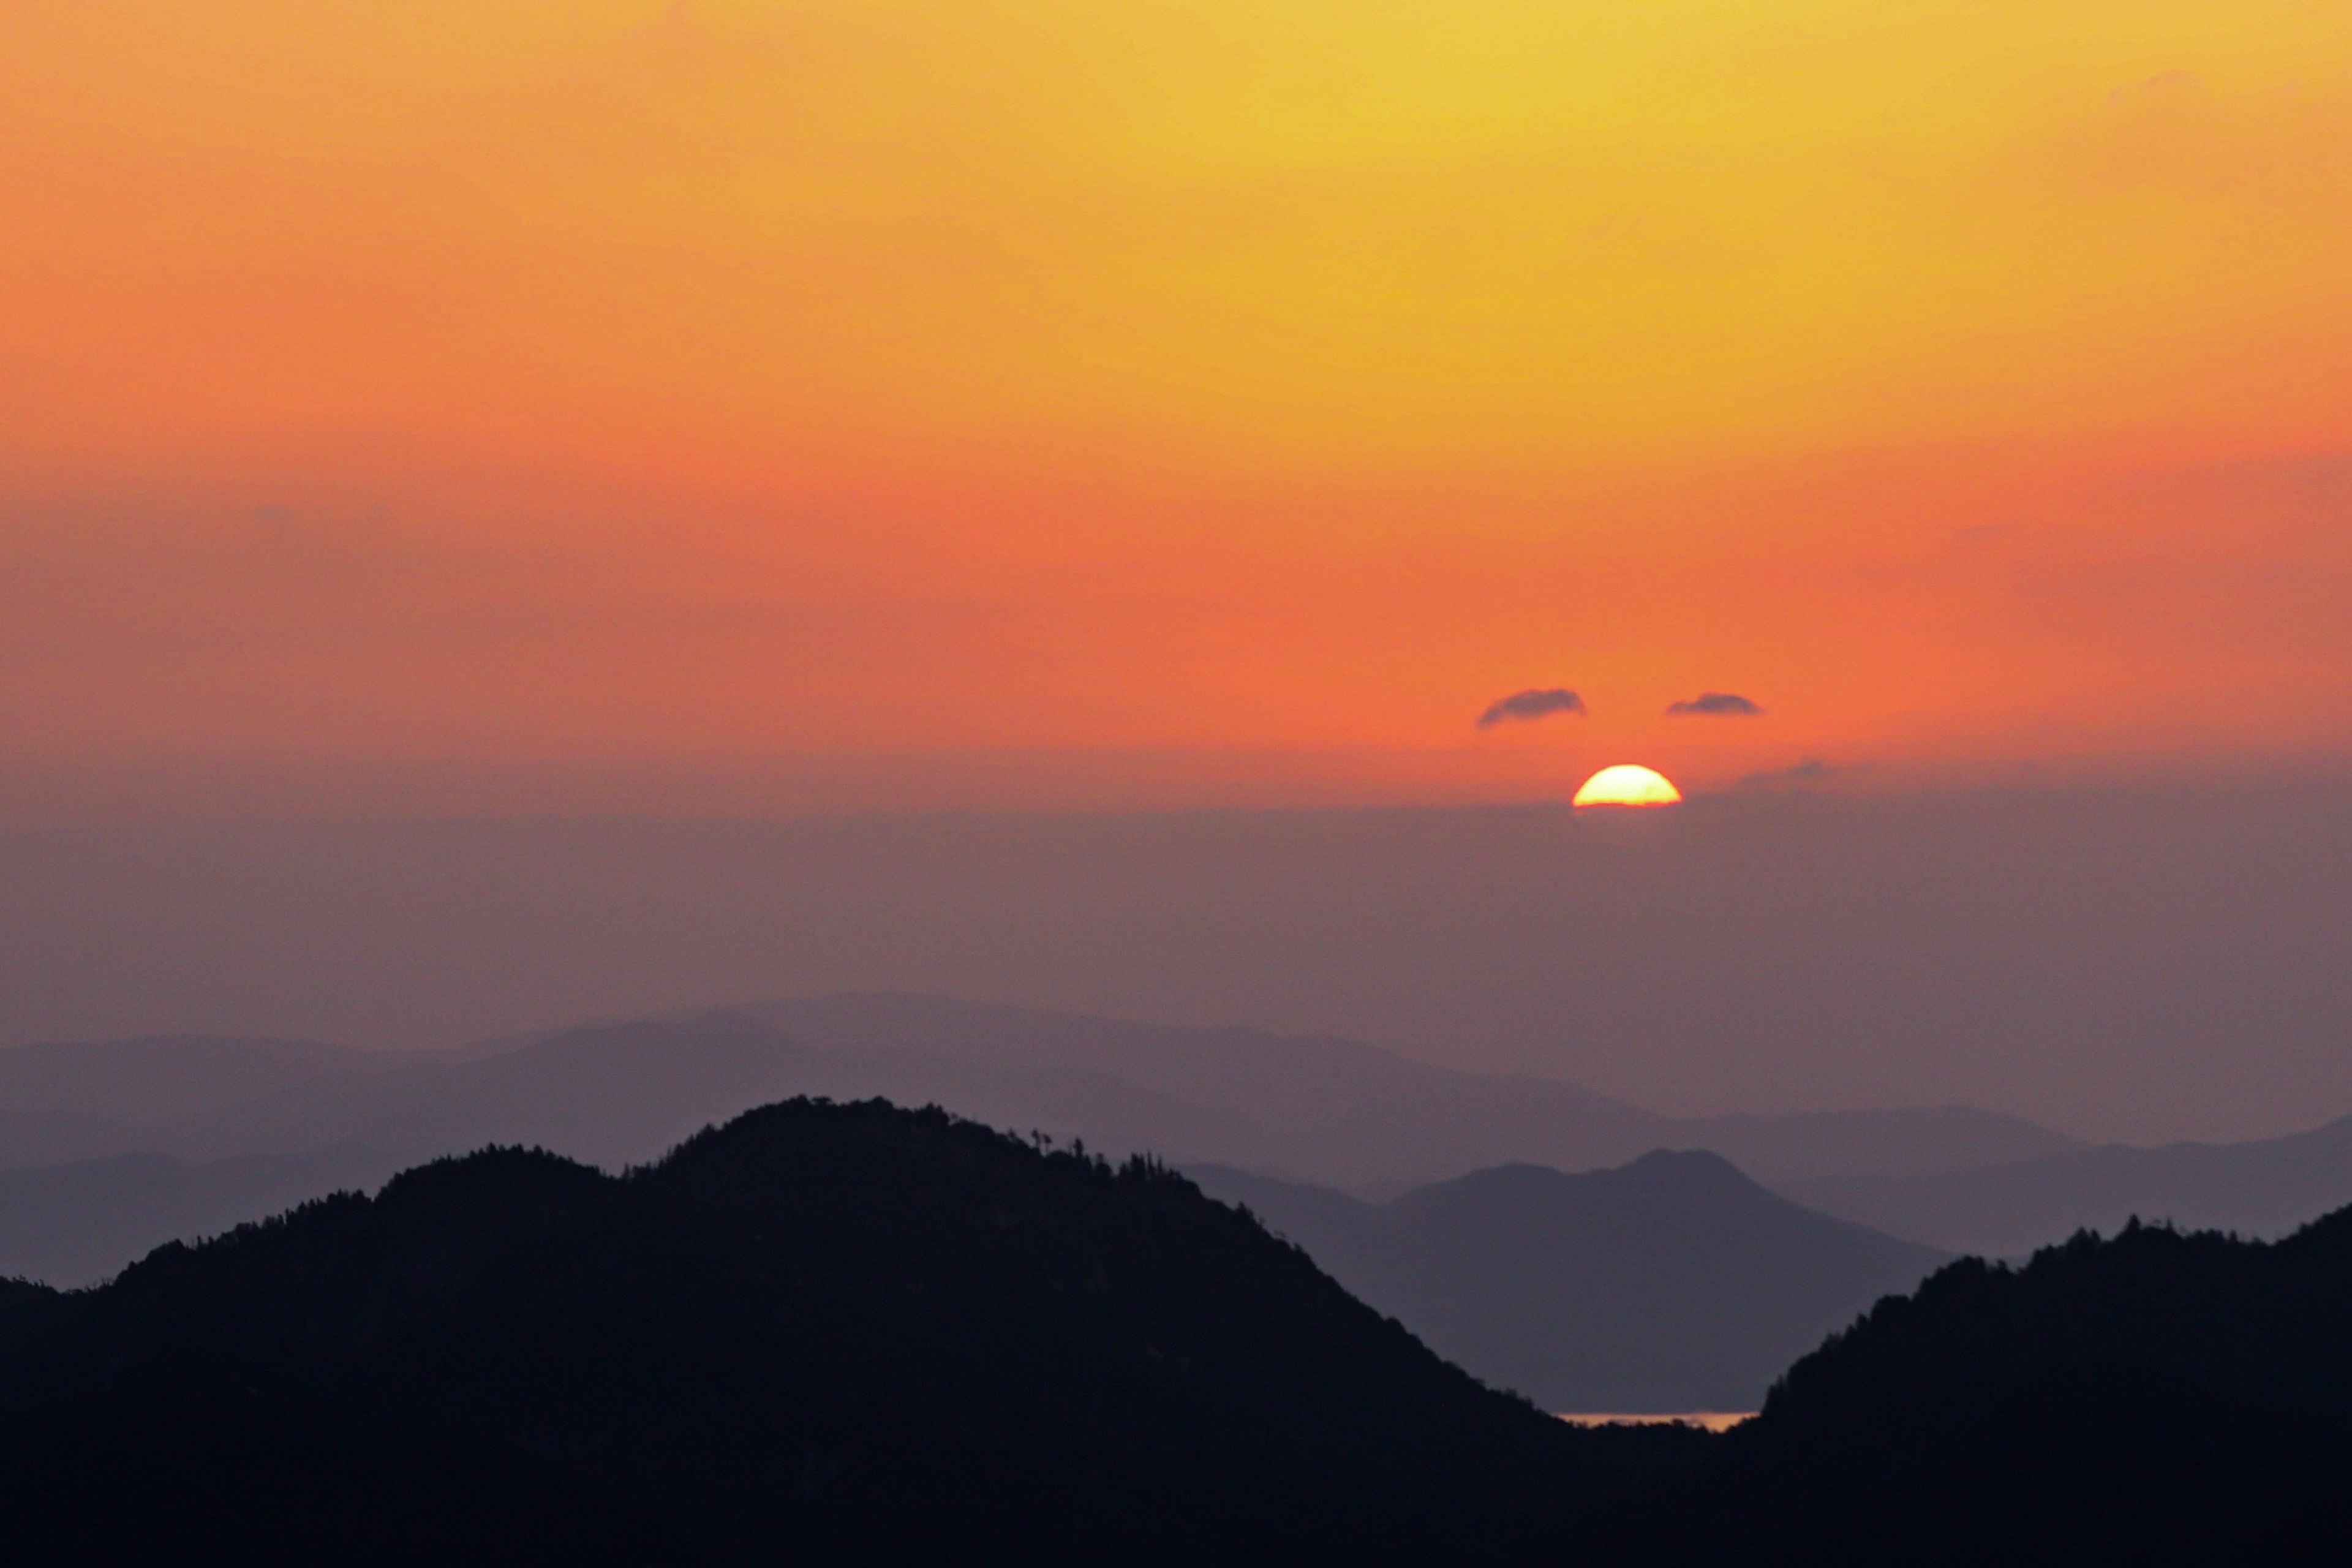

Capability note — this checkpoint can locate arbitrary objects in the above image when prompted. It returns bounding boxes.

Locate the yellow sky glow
[3,1,2348,808]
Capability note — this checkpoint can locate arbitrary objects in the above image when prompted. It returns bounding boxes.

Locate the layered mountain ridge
[4,995,2350,1293]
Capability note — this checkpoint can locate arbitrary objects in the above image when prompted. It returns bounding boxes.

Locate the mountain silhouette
[1623,1210,2352,1564]
[1191,1152,1945,1411]
[0,1097,1705,1566]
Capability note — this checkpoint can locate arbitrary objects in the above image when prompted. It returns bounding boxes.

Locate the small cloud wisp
[1667,692,1765,717]
[1476,688,1587,729]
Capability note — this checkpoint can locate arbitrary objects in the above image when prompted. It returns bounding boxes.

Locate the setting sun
[1572,765,1684,809]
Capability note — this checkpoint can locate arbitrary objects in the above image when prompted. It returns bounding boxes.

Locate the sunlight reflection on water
[1556,1412,1754,1433]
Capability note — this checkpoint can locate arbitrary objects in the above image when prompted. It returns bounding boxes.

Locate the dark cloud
[1737,758,1855,790]
[1668,692,1764,717]
[1476,689,1586,729]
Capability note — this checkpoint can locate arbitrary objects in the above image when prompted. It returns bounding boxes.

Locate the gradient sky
[7,1,2350,809]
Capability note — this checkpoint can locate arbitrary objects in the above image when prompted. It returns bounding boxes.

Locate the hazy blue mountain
[0,1014,1245,1281]
[0,1099,1704,1566]
[1792,1113,2352,1256]
[0,1006,1665,1183]
[752,993,1675,1189]
[0,1034,390,1167]
[0,995,2080,1188]
[14,996,2352,1289]
[749,993,2083,1192]
[1621,1210,2352,1564]
[137,1012,838,1168]
[0,1012,1304,1281]
[0,1000,2117,1284]
[1667,1105,2084,1190]
[1191,1153,1946,1412]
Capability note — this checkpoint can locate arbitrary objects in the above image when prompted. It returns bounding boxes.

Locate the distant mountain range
[1189,1153,1946,1412]
[0,996,2082,1193]
[1784,1114,2352,1256]
[745,993,2088,1194]
[0,1099,1700,1566]
[0,1033,397,1169]
[3,994,2351,1289]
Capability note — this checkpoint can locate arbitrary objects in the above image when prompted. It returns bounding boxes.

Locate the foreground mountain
[13,1094,2352,1564]
[1790,1112,2352,1256]
[1629,1211,2352,1564]
[0,1098,1700,1566]
[1191,1153,1945,1411]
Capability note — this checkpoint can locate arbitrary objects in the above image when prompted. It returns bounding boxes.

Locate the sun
[1573,764,1683,809]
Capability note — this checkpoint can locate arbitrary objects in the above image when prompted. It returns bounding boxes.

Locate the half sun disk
[1574,765,1683,808]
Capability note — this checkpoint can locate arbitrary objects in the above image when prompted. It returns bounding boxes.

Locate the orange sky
[5,0,2349,811]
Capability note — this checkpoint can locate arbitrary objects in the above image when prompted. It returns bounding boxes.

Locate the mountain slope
[1633,1210,2352,1564]
[1193,1153,1946,1411]
[0,1098,1704,1567]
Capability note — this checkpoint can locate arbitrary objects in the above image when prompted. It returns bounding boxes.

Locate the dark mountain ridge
[0,1097,1701,1566]
[11,1095,2352,1562]
[1632,1210,2352,1564]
